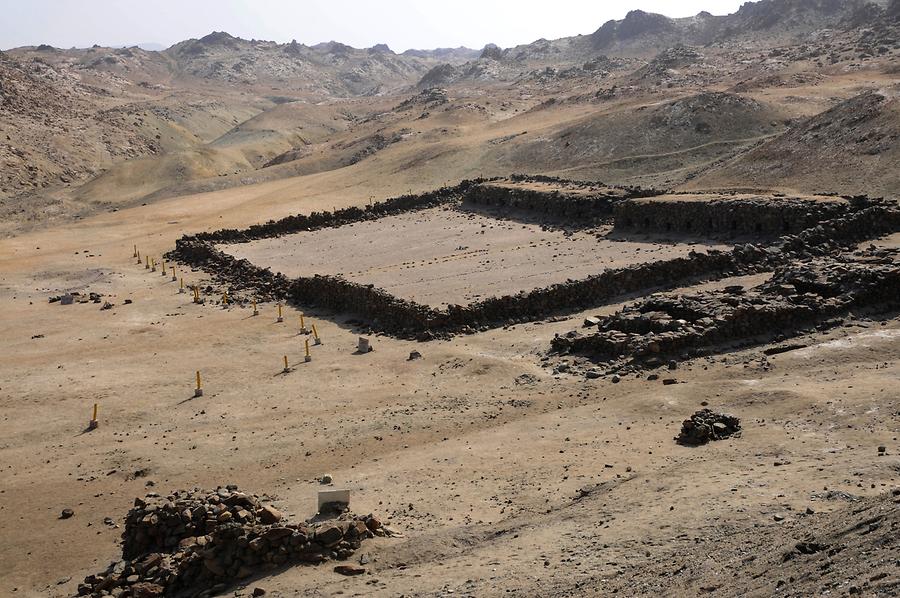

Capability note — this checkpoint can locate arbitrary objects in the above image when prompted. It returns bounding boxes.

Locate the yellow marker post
[160,259,167,276]
[283,355,290,373]
[178,277,185,294]
[193,286,200,304]
[194,371,203,397]
[305,339,311,362]
[145,255,150,270]
[136,250,141,264]
[222,291,228,307]
[252,299,259,316]
[276,303,284,323]
[88,403,99,430]
[151,258,156,272]
[299,313,309,334]
[312,323,322,345]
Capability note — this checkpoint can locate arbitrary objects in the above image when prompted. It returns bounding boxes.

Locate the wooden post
[170,266,177,281]
[312,323,322,345]
[277,303,283,323]
[88,403,99,430]
[179,277,185,293]
[305,339,311,362]
[137,250,141,264]
[133,244,137,258]
[160,259,167,276]
[283,355,290,373]
[193,286,200,304]
[194,371,203,397]
[222,291,228,306]
[252,299,259,316]
[299,313,309,334]
[145,255,150,269]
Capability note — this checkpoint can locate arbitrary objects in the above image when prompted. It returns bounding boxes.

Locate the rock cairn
[675,409,741,445]
[77,487,384,598]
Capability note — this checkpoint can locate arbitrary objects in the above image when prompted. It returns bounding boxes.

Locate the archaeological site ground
[2,1,900,596]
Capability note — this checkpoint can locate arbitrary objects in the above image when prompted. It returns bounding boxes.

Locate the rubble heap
[77,487,384,598]
[552,247,900,367]
[675,409,741,445]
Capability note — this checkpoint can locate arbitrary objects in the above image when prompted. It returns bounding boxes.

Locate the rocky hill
[2,0,899,234]
[690,89,900,196]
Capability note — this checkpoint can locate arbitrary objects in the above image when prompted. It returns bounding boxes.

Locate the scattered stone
[258,505,282,524]
[320,474,334,484]
[662,378,677,385]
[334,564,365,576]
[408,350,422,360]
[60,508,74,519]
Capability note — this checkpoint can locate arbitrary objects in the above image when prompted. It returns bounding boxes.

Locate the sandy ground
[222,206,729,307]
[0,170,898,598]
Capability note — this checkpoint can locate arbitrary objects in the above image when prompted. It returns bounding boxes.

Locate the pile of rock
[77,487,385,598]
[552,248,900,368]
[675,409,741,445]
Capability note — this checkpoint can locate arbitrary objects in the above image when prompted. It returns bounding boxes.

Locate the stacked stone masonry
[463,175,659,222]
[612,193,867,236]
[551,247,900,367]
[77,487,384,598]
[167,177,900,340]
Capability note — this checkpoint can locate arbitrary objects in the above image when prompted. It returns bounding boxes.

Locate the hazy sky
[1,0,749,51]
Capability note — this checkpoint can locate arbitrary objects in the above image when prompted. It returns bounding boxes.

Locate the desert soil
[1,176,897,598]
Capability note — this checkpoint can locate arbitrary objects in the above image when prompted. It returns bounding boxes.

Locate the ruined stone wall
[464,175,658,221]
[613,194,856,236]
[168,183,900,340]
[551,246,900,367]
[197,179,484,244]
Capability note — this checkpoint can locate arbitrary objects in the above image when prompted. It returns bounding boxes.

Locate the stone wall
[196,179,484,244]
[168,180,900,340]
[551,246,900,368]
[612,194,860,236]
[463,175,659,222]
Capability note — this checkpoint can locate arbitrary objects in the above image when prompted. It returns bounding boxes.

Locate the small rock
[334,564,365,576]
[59,508,75,519]
[320,474,333,485]
[252,588,266,597]
[258,505,282,524]
[408,351,422,360]
[774,514,785,522]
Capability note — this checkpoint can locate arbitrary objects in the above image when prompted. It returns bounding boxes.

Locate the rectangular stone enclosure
[221,206,730,309]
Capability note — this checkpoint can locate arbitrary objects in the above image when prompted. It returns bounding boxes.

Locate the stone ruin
[675,409,742,445]
[76,487,386,598]
[462,174,657,223]
[166,175,900,341]
[613,193,856,237]
[551,247,900,370]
